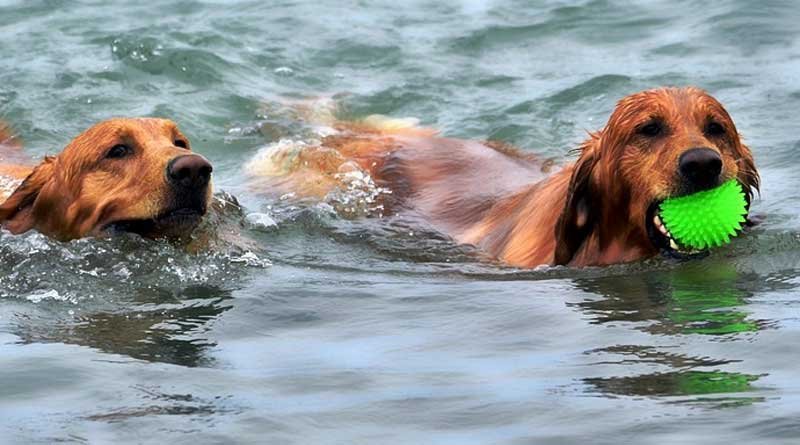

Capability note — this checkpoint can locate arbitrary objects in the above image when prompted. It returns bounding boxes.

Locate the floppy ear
[733,139,759,204]
[0,156,56,234]
[554,137,599,265]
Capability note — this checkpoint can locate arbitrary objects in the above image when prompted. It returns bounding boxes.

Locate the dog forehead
[72,118,177,147]
[615,87,724,122]
[56,118,182,166]
[100,117,178,138]
[671,88,727,117]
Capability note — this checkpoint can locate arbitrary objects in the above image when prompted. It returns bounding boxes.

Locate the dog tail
[343,114,437,136]
[275,96,437,137]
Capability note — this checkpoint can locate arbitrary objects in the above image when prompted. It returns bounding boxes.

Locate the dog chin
[102,207,206,240]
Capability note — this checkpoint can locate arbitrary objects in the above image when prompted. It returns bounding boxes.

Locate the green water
[1,1,800,444]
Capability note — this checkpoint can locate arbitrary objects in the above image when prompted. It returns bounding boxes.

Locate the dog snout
[167,155,213,189]
[679,147,722,192]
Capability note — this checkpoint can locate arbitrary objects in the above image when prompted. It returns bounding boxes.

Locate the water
[0,0,799,443]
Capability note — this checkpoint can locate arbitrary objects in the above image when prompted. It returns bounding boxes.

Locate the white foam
[228,251,271,268]
[245,212,278,230]
[25,289,78,305]
[0,175,22,199]
[326,169,392,218]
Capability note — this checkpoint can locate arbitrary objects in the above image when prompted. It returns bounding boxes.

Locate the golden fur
[0,118,213,241]
[250,87,759,268]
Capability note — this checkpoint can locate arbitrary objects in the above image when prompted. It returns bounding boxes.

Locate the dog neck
[465,165,656,268]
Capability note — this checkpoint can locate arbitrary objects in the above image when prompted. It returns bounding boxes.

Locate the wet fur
[251,87,759,268]
[0,118,212,240]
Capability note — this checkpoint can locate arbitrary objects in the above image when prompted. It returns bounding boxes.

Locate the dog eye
[106,144,132,159]
[705,121,726,137]
[638,121,663,137]
[174,139,188,148]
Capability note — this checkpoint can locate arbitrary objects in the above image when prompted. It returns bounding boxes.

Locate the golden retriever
[248,87,759,268]
[0,118,213,241]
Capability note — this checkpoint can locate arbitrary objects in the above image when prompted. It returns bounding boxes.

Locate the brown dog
[0,118,213,241]
[249,87,759,268]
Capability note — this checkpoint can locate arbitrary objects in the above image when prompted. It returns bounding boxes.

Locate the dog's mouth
[645,193,751,259]
[104,206,206,239]
[645,201,706,259]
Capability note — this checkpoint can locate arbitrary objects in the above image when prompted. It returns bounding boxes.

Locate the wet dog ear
[0,156,56,234]
[734,140,759,204]
[554,140,599,265]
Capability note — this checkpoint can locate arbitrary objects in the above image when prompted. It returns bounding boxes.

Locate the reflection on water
[585,370,765,409]
[85,385,236,423]
[586,370,760,396]
[0,202,255,368]
[14,285,234,367]
[573,259,797,402]
[23,286,231,366]
[574,260,766,336]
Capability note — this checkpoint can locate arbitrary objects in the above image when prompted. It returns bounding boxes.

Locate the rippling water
[1,1,799,443]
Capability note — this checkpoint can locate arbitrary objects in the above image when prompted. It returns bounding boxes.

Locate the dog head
[0,118,213,241]
[555,87,759,265]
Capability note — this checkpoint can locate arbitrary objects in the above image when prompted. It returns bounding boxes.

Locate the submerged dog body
[0,118,213,241]
[250,87,759,268]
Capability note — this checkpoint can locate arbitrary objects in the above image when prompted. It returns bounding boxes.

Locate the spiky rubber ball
[659,180,748,250]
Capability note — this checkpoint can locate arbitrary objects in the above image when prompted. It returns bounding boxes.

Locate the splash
[25,289,79,305]
[0,176,21,199]
[325,169,392,218]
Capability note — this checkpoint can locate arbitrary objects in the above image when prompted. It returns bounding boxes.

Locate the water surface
[1,1,799,444]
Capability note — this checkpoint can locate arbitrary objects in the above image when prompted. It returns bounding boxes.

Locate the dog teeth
[654,212,684,251]
[654,215,669,236]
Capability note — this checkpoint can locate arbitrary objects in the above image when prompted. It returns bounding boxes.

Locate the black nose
[679,147,722,191]
[167,155,213,189]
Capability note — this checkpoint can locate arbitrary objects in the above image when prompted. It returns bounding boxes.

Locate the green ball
[658,180,748,250]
